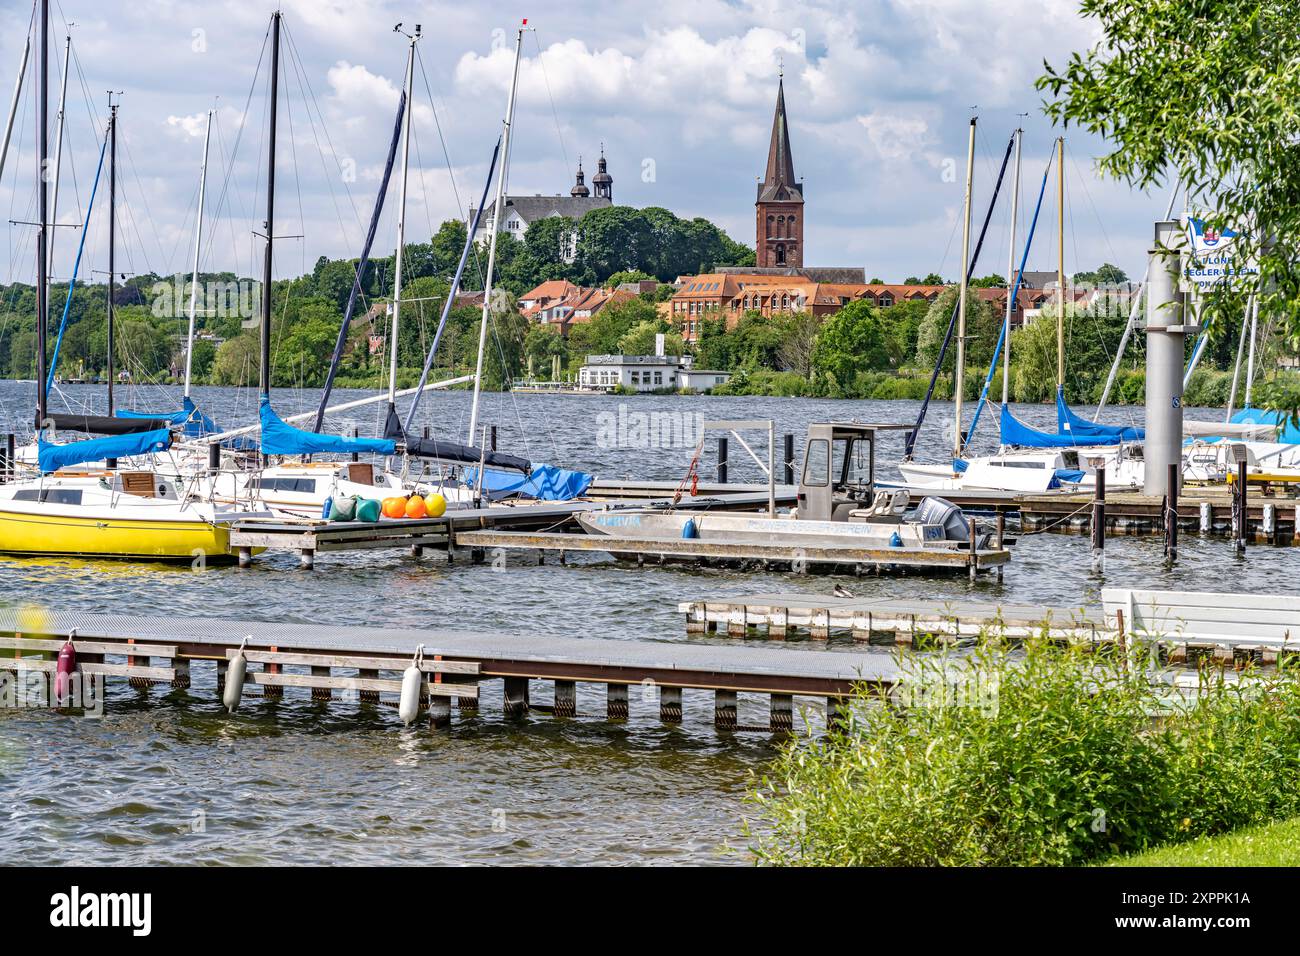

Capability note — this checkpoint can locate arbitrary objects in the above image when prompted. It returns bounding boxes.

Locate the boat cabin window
[803,439,830,487]
[12,488,84,505]
[990,460,1046,470]
[249,477,318,494]
[833,437,873,489]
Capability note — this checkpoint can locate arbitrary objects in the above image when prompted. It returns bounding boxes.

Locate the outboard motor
[913,496,991,548]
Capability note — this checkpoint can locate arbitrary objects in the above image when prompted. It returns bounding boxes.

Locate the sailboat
[899,135,1146,493]
[0,6,250,560]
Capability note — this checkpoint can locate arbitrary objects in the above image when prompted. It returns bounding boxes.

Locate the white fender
[398,644,426,726]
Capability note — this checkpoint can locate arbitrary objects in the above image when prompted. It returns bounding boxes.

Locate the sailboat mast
[467,21,525,446]
[1001,127,1021,407]
[0,10,31,187]
[34,0,47,428]
[1056,135,1065,389]
[47,30,69,284]
[951,116,976,459]
[106,99,117,414]
[260,11,281,401]
[387,25,420,411]
[183,109,213,399]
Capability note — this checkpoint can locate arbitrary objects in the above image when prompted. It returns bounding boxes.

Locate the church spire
[761,76,798,193]
[571,156,590,197]
[592,142,613,201]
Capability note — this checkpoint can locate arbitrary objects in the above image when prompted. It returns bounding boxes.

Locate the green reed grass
[745,630,1300,866]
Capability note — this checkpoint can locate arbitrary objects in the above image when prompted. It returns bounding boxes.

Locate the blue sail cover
[259,397,396,457]
[120,397,218,438]
[1056,388,1144,442]
[999,404,1124,448]
[1230,408,1300,444]
[38,428,172,474]
[465,464,594,501]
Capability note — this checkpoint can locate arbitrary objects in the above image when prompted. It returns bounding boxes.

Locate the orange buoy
[381,496,406,519]
[424,493,447,518]
[404,495,427,519]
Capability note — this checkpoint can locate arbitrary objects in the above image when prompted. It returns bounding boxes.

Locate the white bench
[1102,588,1300,663]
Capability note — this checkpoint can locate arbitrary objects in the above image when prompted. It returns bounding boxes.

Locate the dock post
[1235,458,1248,552]
[311,665,331,700]
[1091,463,1106,572]
[769,694,794,732]
[995,513,1005,583]
[1199,501,1212,534]
[300,548,315,570]
[968,518,978,583]
[717,436,728,484]
[502,677,529,717]
[1263,502,1276,543]
[1,433,13,480]
[216,659,227,693]
[659,686,682,723]
[411,544,424,558]
[358,668,379,702]
[1142,219,1191,498]
[1294,504,1300,545]
[783,433,794,485]
[490,425,498,451]
[553,680,576,717]
[714,689,737,729]
[238,547,252,569]
[1164,462,1178,561]
[428,695,451,729]
[825,697,848,733]
[606,683,629,720]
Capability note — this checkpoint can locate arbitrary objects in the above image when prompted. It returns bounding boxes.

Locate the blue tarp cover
[1230,408,1300,444]
[1056,389,1144,442]
[39,427,172,474]
[1000,403,1129,448]
[259,397,395,457]
[464,464,593,501]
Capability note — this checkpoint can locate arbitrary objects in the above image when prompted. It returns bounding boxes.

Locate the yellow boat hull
[0,509,239,561]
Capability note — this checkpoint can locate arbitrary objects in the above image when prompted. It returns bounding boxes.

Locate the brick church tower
[755,75,804,268]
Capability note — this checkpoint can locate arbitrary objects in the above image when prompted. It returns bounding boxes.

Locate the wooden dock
[0,609,897,732]
[227,491,788,568]
[456,529,1009,578]
[677,592,1300,667]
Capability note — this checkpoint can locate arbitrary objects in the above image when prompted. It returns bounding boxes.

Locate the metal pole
[952,117,976,458]
[1095,179,1181,417]
[1164,461,1178,561]
[783,432,794,485]
[717,436,728,484]
[1236,458,1248,552]
[1225,296,1252,422]
[1002,127,1021,406]
[183,109,213,398]
[1056,136,1065,389]
[106,100,116,414]
[46,30,69,284]
[387,26,420,412]
[0,18,31,187]
[1244,295,1259,408]
[468,23,525,445]
[259,11,281,400]
[35,0,48,429]
[1091,463,1105,571]
[1142,220,1187,498]
[768,420,775,517]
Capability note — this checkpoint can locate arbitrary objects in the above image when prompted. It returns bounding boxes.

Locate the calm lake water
[2,380,1298,865]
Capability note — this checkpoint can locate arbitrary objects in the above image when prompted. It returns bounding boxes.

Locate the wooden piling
[714,689,737,729]
[659,686,682,723]
[769,694,794,732]
[502,676,529,717]
[607,683,629,720]
[553,679,576,717]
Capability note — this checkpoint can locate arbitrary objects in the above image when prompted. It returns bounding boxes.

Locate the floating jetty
[678,588,1300,667]
[0,610,897,732]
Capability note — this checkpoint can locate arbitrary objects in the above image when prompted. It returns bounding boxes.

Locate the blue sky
[0,0,1170,286]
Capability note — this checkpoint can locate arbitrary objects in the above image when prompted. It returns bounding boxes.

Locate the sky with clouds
[0,0,1172,288]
